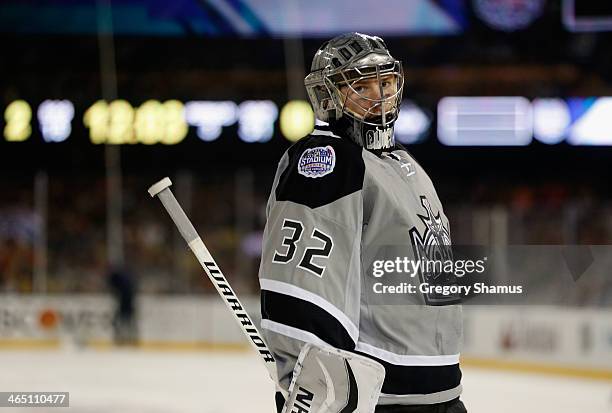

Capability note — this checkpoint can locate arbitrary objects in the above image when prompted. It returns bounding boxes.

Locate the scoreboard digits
[162,100,188,145]
[108,100,135,145]
[84,99,187,145]
[4,100,32,142]
[2,98,316,144]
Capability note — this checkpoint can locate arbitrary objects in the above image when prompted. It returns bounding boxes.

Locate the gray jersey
[258,125,462,405]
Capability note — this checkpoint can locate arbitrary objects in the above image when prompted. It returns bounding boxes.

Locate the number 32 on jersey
[272,219,334,278]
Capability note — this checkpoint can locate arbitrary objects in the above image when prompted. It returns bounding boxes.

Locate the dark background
[1,0,611,300]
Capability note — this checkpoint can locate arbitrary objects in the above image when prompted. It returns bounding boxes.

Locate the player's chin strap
[330,114,396,154]
[281,344,385,413]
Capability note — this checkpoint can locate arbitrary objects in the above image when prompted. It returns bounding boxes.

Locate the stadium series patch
[298,146,336,178]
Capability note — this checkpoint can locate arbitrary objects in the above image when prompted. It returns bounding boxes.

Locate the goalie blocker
[280,344,385,413]
[277,345,467,413]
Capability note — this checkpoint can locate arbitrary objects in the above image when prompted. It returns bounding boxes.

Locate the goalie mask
[305,32,404,152]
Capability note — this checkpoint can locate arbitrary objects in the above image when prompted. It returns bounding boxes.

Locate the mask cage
[323,60,404,128]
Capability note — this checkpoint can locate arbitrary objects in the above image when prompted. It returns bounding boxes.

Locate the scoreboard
[4,96,612,147]
[3,99,315,145]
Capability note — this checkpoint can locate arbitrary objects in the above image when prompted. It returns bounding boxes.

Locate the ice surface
[0,349,610,412]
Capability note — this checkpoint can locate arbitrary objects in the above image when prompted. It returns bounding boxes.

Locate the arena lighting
[532,98,571,144]
[567,97,612,145]
[37,100,74,143]
[394,101,430,144]
[3,100,32,142]
[438,97,533,146]
[279,100,315,142]
[7,96,612,146]
[237,100,278,143]
[184,101,238,142]
[473,0,546,32]
[83,100,109,143]
[84,100,187,145]
[133,100,163,145]
[563,0,612,32]
[136,100,188,145]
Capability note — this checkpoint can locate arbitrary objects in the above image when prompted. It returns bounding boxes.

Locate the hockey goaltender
[258,32,467,413]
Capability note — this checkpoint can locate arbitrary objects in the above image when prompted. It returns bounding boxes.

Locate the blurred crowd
[1,172,611,307]
[2,0,611,308]
[0,173,267,295]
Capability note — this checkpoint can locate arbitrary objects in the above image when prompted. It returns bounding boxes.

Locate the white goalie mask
[304,32,404,152]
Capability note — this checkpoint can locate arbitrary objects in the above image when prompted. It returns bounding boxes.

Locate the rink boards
[0,294,611,378]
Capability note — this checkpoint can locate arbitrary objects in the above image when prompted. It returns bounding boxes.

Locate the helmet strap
[330,113,396,155]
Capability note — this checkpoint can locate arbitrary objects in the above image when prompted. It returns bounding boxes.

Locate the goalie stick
[148,177,279,386]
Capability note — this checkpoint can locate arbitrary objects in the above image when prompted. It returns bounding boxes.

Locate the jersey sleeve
[258,135,365,386]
